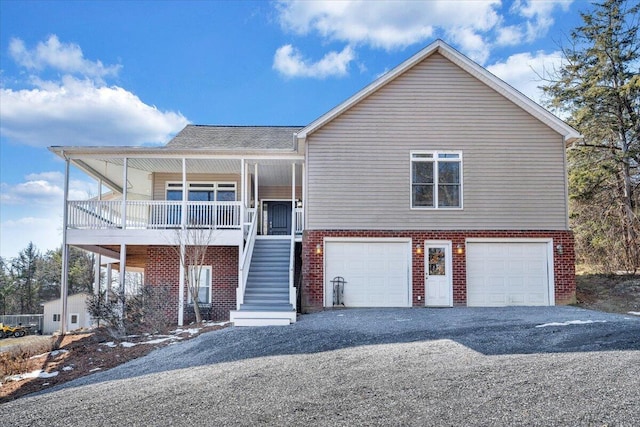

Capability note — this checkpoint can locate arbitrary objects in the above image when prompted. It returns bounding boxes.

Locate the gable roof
[296,39,580,143]
[167,125,303,151]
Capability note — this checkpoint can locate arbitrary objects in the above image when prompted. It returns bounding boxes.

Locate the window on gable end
[411,151,462,209]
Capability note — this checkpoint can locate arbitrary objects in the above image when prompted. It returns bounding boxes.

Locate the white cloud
[1,75,188,147]
[487,50,563,104]
[1,36,189,147]
[277,0,500,51]
[9,35,121,81]
[0,172,96,257]
[495,25,525,46]
[273,44,355,78]
[511,0,573,42]
[274,0,575,74]
[0,172,94,206]
[448,27,491,64]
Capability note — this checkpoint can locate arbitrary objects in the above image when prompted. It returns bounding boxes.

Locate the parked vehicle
[0,323,32,338]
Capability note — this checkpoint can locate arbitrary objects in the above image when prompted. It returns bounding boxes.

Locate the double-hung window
[187,265,212,304]
[411,151,462,209]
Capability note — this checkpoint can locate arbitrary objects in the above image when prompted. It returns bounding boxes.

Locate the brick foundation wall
[145,246,238,323]
[302,230,575,312]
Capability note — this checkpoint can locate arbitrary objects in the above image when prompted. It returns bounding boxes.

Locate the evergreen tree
[544,0,640,272]
[11,242,41,313]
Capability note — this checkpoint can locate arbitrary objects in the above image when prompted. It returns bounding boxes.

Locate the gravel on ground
[2,307,639,426]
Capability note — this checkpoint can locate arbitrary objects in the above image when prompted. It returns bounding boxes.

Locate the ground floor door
[425,241,453,307]
[69,313,80,330]
[466,241,552,306]
[324,239,411,307]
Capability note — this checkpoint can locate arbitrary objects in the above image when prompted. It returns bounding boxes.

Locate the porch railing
[67,200,243,230]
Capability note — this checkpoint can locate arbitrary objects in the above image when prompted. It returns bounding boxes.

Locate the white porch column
[181,158,187,228]
[178,158,187,326]
[121,158,128,228]
[94,178,102,296]
[241,159,246,207]
[291,163,296,234]
[106,263,113,297]
[254,163,259,207]
[94,255,101,296]
[119,244,127,318]
[178,245,185,326]
[60,156,70,335]
[301,161,306,232]
[240,158,246,228]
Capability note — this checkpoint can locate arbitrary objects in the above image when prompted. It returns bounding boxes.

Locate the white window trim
[187,265,213,304]
[166,181,237,201]
[410,150,463,210]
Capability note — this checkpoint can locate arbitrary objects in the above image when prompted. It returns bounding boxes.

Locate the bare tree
[170,227,217,324]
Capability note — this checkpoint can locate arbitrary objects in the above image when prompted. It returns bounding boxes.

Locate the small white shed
[42,292,94,334]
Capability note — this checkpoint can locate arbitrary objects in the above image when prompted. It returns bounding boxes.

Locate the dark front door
[267,201,292,235]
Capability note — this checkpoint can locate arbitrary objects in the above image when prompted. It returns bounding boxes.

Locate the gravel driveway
[3,307,639,426]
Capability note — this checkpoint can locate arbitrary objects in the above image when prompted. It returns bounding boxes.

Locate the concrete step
[239,302,294,311]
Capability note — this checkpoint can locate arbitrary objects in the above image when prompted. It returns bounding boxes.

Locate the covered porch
[51,145,304,329]
[55,152,305,246]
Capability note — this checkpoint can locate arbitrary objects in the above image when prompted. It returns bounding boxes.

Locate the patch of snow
[6,370,59,382]
[120,342,137,348]
[62,366,74,371]
[536,320,607,328]
[89,368,102,372]
[29,349,69,360]
[337,314,344,317]
[101,341,117,348]
[628,311,640,316]
[204,321,230,327]
[144,337,176,345]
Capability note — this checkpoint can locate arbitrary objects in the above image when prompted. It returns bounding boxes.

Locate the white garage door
[325,240,410,307]
[467,242,552,306]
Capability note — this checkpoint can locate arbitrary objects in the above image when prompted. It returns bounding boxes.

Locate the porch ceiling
[102,245,149,269]
[74,158,303,193]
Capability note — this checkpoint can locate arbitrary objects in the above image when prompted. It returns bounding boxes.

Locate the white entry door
[425,242,453,307]
[69,313,80,330]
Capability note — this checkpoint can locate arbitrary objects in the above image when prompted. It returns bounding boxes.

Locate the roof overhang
[296,39,581,144]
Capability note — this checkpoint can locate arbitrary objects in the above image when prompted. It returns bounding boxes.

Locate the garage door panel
[467,242,551,307]
[325,241,410,307]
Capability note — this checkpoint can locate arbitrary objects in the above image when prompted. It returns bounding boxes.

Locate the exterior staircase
[230,237,297,326]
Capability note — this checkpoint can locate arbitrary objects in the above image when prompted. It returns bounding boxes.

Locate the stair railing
[237,208,257,309]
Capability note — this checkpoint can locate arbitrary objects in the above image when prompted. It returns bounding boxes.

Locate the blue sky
[0,0,590,258]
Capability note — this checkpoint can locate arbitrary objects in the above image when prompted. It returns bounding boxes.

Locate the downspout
[60,155,70,335]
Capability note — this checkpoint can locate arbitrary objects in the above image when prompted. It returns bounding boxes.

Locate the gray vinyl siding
[306,53,569,231]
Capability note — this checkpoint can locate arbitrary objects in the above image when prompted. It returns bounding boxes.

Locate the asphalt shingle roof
[166,125,303,150]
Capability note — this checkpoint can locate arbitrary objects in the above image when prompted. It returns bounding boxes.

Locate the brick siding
[145,246,238,323]
[301,230,575,312]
